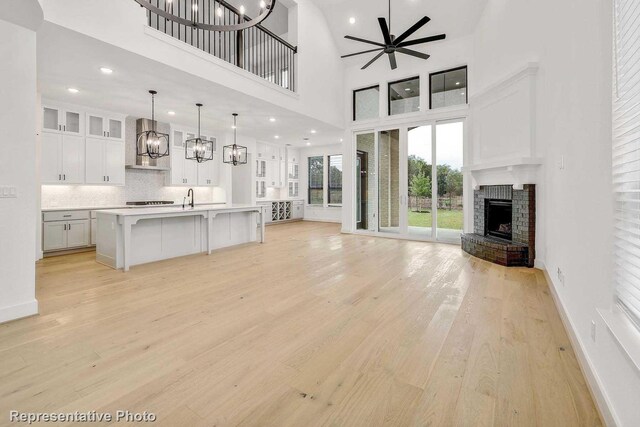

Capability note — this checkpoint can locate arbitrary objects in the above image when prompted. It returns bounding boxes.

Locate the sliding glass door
[434,121,464,242]
[407,125,433,237]
[353,119,465,243]
[356,132,376,232]
[378,129,400,234]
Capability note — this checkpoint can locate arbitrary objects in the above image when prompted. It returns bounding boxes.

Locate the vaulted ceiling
[312,0,488,57]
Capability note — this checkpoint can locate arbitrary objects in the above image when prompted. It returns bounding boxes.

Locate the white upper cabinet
[41,133,85,184]
[287,147,299,164]
[85,137,125,185]
[168,127,218,187]
[197,154,220,186]
[41,103,126,185]
[42,105,84,135]
[256,141,266,159]
[86,113,125,140]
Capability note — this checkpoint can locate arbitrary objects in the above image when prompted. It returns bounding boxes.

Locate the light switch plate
[0,186,17,198]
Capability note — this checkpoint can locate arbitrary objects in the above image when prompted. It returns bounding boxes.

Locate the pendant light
[136,90,170,159]
[185,103,214,163]
[223,113,248,166]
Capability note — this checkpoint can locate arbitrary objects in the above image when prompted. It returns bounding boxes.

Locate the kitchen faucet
[183,188,194,209]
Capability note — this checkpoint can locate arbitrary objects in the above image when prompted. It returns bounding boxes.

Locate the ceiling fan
[341,0,446,70]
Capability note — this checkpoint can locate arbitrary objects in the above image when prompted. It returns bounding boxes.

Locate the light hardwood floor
[0,222,601,426]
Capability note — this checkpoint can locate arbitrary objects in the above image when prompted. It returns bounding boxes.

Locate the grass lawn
[408,209,463,230]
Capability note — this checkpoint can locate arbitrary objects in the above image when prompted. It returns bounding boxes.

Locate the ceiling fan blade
[396,47,430,60]
[345,35,385,47]
[397,34,446,48]
[341,48,384,59]
[378,17,392,45]
[393,16,431,45]
[388,51,397,70]
[362,51,385,70]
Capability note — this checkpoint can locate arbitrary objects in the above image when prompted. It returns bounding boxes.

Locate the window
[353,86,380,121]
[430,66,468,109]
[614,0,640,328]
[308,156,324,205]
[328,155,343,205]
[388,77,420,116]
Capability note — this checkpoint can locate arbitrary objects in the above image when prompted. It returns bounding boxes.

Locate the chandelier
[133,0,276,32]
[137,90,170,159]
[223,113,248,166]
[185,104,214,163]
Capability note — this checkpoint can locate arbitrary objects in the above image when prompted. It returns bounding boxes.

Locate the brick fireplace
[461,185,535,267]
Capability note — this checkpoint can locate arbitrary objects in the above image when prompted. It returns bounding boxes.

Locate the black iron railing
[145,0,297,92]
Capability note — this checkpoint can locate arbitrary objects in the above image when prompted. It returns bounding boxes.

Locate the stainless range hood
[125,118,170,171]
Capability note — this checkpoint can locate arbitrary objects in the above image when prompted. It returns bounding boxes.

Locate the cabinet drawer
[43,210,90,222]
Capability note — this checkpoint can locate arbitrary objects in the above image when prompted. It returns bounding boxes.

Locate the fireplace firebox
[485,199,513,241]
[461,185,535,267]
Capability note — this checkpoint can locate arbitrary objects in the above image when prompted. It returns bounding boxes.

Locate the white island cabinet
[96,204,264,271]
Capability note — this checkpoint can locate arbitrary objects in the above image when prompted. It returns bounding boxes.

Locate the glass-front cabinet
[42,105,83,135]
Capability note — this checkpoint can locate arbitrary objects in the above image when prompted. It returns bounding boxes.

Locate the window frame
[308,156,324,205]
[388,76,420,116]
[327,154,343,206]
[353,85,380,122]
[429,65,468,110]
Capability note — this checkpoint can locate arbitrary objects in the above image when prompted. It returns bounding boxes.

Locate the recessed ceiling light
[231,125,237,129]
[405,88,411,92]
[310,129,317,134]
[269,117,276,122]
[349,17,356,24]
[168,111,176,116]
[456,81,461,85]
[306,142,311,146]
[461,92,465,95]
[274,135,280,139]
[260,0,266,8]
[100,67,113,74]
[67,88,79,94]
[340,138,344,142]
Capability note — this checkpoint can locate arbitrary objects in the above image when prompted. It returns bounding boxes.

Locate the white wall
[299,143,342,223]
[0,16,40,322]
[473,0,639,425]
[39,0,345,130]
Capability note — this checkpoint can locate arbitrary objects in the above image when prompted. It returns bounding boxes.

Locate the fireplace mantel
[463,157,542,190]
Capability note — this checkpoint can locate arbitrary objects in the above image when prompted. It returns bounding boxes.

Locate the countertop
[256,199,305,203]
[41,202,226,212]
[96,204,261,217]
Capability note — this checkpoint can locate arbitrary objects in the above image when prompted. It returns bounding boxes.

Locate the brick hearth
[461,184,535,267]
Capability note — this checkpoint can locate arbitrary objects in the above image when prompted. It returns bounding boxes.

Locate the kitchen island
[95,204,265,271]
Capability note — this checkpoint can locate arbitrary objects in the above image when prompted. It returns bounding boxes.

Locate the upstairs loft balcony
[143,0,297,92]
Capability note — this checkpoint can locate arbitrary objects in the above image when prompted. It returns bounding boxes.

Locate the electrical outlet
[557,267,565,286]
[591,320,597,342]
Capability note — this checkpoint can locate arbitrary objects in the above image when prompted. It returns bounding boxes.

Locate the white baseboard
[302,218,341,224]
[539,264,619,427]
[0,299,39,324]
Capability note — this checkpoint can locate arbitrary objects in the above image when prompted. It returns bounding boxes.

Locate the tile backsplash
[41,172,224,208]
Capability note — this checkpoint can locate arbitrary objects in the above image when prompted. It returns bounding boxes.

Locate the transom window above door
[388,77,420,116]
[430,66,468,109]
[353,86,380,121]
